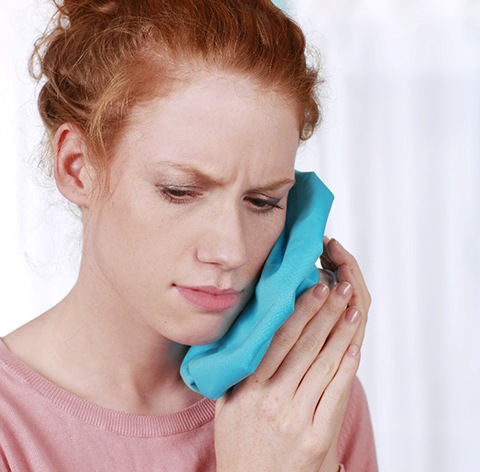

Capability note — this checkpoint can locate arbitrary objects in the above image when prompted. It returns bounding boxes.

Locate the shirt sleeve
[337,377,378,472]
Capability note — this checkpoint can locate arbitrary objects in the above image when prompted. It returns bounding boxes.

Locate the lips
[175,285,241,312]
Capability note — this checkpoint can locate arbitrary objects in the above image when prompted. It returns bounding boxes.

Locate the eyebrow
[155,162,296,191]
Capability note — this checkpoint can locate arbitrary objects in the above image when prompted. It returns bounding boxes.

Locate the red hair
[31,0,321,175]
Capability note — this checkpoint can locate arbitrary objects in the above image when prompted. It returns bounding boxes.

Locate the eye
[244,195,284,214]
[157,185,201,204]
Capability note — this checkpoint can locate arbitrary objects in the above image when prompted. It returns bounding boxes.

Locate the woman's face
[82,71,300,346]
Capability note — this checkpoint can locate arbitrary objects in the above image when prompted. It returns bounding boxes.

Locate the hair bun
[32,0,320,175]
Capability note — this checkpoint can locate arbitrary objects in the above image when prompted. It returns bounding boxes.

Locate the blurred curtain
[1,1,480,471]
[293,1,480,471]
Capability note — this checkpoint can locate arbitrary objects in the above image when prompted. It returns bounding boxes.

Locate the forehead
[111,70,300,183]
[134,68,298,121]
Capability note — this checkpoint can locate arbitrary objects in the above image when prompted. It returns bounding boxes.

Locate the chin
[174,295,251,347]
[181,316,237,347]
[183,327,230,347]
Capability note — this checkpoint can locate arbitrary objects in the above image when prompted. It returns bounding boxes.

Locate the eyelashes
[156,184,285,214]
[244,196,284,213]
[159,185,200,203]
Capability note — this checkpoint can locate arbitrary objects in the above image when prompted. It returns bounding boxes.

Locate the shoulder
[337,377,378,472]
[0,338,33,415]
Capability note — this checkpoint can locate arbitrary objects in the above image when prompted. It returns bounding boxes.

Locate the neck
[4,271,203,415]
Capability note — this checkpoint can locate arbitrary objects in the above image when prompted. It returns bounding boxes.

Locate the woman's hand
[215,241,370,471]
[321,237,371,347]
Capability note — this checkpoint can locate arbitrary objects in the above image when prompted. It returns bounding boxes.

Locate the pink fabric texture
[0,340,377,471]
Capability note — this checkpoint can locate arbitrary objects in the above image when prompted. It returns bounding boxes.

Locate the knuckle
[365,290,372,309]
[282,288,324,330]
[299,290,323,315]
[344,249,359,267]
[258,393,282,420]
[273,323,297,348]
[314,356,336,377]
[296,332,321,354]
[300,435,323,456]
[348,253,359,266]
[363,307,369,324]
[277,414,301,436]
[324,296,346,317]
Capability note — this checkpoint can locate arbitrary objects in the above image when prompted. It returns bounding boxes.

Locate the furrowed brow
[155,161,295,191]
[252,178,296,193]
[155,162,221,186]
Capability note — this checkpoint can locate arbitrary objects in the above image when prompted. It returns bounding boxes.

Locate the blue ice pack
[180,171,334,399]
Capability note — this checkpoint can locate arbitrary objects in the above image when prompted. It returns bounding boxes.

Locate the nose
[196,205,249,270]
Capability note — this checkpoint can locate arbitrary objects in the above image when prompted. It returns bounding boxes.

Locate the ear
[54,123,96,208]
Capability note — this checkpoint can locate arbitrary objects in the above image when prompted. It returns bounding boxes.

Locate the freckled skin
[3,72,372,468]
[81,71,300,346]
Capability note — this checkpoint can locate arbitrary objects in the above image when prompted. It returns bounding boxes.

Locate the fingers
[215,241,368,471]
[322,238,371,346]
[259,282,354,397]
[251,238,369,399]
[312,343,360,436]
[295,306,361,411]
[320,236,338,273]
[253,282,329,383]
[324,238,370,311]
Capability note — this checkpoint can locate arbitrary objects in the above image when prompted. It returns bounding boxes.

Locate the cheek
[85,196,167,278]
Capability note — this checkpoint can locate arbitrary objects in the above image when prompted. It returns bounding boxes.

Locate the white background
[1,1,479,471]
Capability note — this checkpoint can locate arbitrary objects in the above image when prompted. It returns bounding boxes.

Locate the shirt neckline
[0,338,215,437]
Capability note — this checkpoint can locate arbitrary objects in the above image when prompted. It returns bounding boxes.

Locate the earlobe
[54,123,94,208]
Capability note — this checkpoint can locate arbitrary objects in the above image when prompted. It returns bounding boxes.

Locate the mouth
[175,285,241,312]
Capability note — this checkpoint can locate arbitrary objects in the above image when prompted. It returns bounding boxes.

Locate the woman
[0,0,377,470]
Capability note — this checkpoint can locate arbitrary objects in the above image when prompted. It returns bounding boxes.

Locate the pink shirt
[0,340,377,471]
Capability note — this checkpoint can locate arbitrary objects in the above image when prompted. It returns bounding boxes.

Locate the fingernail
[332,238,343,249]
[313,283,329,299]
[326,238,342,259]
[345,307,360,324]
[335,282,352,296]
[348,344,361,358]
